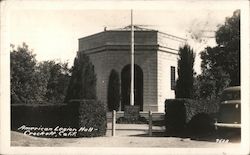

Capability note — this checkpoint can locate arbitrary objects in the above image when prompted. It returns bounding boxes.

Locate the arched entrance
[121,64,143,111]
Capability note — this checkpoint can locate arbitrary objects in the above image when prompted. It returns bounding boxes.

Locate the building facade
[78,27,186,112]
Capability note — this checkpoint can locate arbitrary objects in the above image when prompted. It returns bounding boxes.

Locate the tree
[175,44,195,98]
[196,60,231,99]
[107,69,120,111]
[193,74,216,100]
[38,60,71,103]
[198,10,240,98]
[194,70,230,100]
[201,10,240,85]
[11,43,71,104]
[11,43,47,104]
[64,52,96,102]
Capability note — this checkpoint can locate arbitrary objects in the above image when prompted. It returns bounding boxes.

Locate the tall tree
[175,44,195,98]
[10,43,47,104]
[64,52,97,102]
[201,10,240,85]
[107,69,120,111]
[198,10,240,98]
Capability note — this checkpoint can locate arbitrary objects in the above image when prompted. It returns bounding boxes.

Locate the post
[148,111,152,136]
[130,9,134,106]
[214,118,218,130]
[112,110,116,136]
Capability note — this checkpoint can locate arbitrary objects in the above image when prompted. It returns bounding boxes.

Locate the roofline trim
[78,28,186,42]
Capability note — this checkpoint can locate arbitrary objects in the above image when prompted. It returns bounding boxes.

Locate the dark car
[215,86,241,129]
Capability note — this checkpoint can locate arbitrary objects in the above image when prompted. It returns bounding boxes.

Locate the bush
[165,99,186,135]
[186,113,215,135]
[11,100,107,138]
[107,69,120,111]
[165,99,219,136]
[11,104,77,132]
[69,100,107,137]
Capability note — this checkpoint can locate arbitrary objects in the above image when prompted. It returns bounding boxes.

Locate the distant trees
[38,61,70,103]
[64,51,97,102]
[175,44,195,98]
[11,43,70,104]
[11,43,97,104]
[107,69,120,111]
[196,10,240,99]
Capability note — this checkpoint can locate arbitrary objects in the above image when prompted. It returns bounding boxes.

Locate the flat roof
[79,25,186,42]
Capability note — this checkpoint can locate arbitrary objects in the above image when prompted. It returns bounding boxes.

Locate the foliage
[12,100,107,137]
[107,69,120,111]
[11,43,71,104]
[70,100,107,137]
[194,68,230,100]
[38,61,70,103]
[11,104,75,134]
[165,99,186,135]
[64,52,97,102]
[11,43,47,103]
[186,113,215,135]
[198,10,240,98]
[175,44,195,98]
[165,98,219,136]
[11,101,107,137]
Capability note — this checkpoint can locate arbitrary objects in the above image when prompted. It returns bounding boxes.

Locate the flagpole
[130,9,134,106]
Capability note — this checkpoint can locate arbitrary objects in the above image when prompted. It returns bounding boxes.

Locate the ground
[11,123,240,147]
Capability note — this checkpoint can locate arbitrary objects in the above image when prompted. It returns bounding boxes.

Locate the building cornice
[78,44,179,55]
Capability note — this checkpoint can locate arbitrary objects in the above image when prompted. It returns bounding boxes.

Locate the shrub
[11,100,107,138]
[107,69,120,111]
[165,99,219,136]
[186,113,215,136]
[165,99,186,135]
[69,100,107,137]
[11,104,77,132]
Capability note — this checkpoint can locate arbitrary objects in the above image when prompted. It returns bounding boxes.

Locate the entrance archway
[121,64,143,111]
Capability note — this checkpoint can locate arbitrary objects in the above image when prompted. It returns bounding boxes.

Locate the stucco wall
[84,49,158,111]
[157,51,178,112]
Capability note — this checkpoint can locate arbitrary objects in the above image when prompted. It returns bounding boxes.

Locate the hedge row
[165,99,219,135]
[11,104,75,129]
[11,100,107,138]
[69,100,107,137]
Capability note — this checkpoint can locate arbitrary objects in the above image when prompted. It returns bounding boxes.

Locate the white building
[78,26,186,112]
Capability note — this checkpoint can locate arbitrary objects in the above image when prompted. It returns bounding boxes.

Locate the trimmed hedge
[165,99,186,135]
[11,104,77,130]
[11,100,107,138]
[186,113,215,135]
[165,99,219,135]
[69,100,107,137]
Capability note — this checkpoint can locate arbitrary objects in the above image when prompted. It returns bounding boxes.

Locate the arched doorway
[121,64,143,111]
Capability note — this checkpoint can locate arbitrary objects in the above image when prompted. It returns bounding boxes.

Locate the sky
[8,2,240,74]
